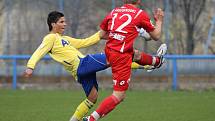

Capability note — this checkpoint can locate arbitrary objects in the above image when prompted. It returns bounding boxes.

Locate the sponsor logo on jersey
[109,32,126,41]
[119,80,126,86]
[61,39,70,47]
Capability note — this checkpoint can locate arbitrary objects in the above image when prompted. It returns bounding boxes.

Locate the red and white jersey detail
[100,4,155,53]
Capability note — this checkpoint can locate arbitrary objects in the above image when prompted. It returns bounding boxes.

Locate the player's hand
[99,29,108,40]
[23,68,33,78]
[153,8,164,22]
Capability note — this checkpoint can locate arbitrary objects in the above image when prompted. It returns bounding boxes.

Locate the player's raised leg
[133,43,167,69]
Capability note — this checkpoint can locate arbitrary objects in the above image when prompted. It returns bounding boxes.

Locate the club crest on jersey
[61,39,70,47]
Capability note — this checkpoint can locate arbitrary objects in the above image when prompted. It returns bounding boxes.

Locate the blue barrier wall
[0,55,215,90]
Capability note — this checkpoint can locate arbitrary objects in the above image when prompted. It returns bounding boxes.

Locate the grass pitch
[0,89,215,121]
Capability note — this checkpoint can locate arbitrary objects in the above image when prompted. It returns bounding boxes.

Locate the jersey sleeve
[27,34,55,69]
[100,12,112,31]
[139,11,155,33]
[65,31,101,49]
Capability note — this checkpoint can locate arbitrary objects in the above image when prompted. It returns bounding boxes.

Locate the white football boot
[146,43,167,72]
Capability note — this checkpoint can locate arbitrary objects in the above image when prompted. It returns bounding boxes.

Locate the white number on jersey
[110,13,132,33]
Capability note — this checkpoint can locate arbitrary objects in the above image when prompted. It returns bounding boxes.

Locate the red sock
[93,95,120,119]
[137,52,160,66]
[88,116,96,121]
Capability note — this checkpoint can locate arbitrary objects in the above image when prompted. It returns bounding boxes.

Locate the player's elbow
[151,35,161,41]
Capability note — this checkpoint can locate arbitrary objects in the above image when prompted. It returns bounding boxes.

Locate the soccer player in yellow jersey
[24,11,166,121]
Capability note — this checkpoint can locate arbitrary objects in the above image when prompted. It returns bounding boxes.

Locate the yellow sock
[72,98,94,121]
[131,62,141,69]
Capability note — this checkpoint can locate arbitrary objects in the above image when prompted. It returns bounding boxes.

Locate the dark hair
[124,0,139,4]
[47,11,64,31]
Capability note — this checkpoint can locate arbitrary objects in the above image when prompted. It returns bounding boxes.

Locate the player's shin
[70,98,94,121]
[90,95,120,120]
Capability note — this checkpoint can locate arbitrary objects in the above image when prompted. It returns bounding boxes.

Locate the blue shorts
[77,53,108,96]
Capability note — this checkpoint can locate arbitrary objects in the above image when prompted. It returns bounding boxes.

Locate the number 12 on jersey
[110,13,132,34]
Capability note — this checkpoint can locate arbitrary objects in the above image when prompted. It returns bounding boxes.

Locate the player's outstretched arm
[24,35,54,78]
[67,31,101,49]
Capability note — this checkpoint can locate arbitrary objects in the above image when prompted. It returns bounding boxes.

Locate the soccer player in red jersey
[84,0,164,120]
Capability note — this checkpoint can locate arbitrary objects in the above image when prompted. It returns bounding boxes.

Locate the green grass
[0,89,215,121]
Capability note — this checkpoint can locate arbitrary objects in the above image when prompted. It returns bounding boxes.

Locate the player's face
[124,0,141,4]
[53,17,67,34]
[137,0,141,5]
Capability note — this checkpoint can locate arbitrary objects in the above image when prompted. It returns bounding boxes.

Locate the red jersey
[100,4,155,53]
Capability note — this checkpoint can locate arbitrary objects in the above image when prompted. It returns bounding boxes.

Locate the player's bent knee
[87,94,98,103]
[113,91,126,102]
[89,93,98,103]
[87,87,98,103]
[133,50,141,62]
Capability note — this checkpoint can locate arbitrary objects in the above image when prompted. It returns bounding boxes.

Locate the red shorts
[105,47,133,91]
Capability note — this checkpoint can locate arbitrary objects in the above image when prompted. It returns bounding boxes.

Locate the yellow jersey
[27,31,101,80]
